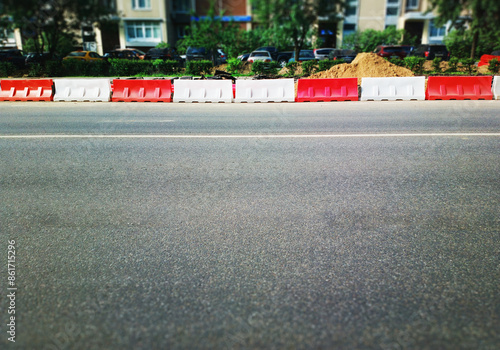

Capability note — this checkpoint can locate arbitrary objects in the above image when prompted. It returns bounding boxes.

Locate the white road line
[0,133,500,139]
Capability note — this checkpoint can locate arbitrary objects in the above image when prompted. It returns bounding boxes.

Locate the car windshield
[300,51,314,57]
[384,47,402,53]
[68,52,86,57]
[133,49,146,55]
[341,50,356,56]
[252,52,269,57]
[188,47,206,54]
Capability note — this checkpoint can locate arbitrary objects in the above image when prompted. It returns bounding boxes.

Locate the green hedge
[317,59,345,72]
[0,62,16,77]
[488,58,500,73]
[251,61,280,75]
[302,60,318,75]
[185,60,213,75]
[403,56,425,74]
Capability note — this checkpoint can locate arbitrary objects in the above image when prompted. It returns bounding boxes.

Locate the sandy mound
[308,53,414,84]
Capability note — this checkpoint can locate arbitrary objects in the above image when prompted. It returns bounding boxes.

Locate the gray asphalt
[1,102,499,349]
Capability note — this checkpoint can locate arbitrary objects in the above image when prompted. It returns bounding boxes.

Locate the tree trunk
[470,29,479,59]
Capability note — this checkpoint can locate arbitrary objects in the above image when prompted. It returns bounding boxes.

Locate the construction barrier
[0,79,53,101]
[493,76,500,100]
[112,79,172,102]
[234,79,295,103]
[53,78,111,102]
[296,78,358,102]
[426,76,493,100]
[360,77,425,101]
[173,80,233,103]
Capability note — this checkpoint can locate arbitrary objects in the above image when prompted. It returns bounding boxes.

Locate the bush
[447,57,459,73]
[62,59,110,77]
[152,59,179,75]
[186,60,213,75]
[387,58,405,67]
[317,59,344,72]
[284,61,299,76]
[44,61,64,77]
[459,58,476,74]
[403,56,425,74]
[109,59,154,76]
[432,57,442,73]
[28,64,44,77]
[251,61,280,75]
[227,57,244,74]
[0,62,16,77]
[488,58,500,73]
[302,60,318,76]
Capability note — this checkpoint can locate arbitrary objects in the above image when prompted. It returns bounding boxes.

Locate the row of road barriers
[1,76,499,102]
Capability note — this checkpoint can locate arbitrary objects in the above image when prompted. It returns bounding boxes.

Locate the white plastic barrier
[493,76,500,100]
[235,79,295,103]
[360,77,425,101]
[173,80,232,103]
[53,78,111,102]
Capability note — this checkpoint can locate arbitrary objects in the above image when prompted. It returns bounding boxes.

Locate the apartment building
[338,0,449,47]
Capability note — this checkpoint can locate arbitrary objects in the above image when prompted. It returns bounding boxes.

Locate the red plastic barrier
[112,79,172,102]
[478,54,500,67]
[0,79,53,101]
[296,78,358,102]
[426,76,493,100]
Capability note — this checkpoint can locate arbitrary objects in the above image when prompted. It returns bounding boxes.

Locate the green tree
[251,0,344,61]
[3,0,115,55]
[343,27,416,52]
[429,0,500,58]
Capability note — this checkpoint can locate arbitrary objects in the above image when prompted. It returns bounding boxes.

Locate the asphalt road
[1,101,499,349]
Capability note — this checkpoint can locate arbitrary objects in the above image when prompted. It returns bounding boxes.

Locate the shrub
[447,57,459,73]
[0,62,16,77]
[186,60,213,75]
[44,61,64,77]
[251,61,280,75]
[403,56,425,74]
[28,64,44,77]
[284,61,299,76]
[302,60,318,75]
[459,58,476,74]
[317,59,344,72]
[152,59,179,75]
[109,59,153,76]
[432,57,442,73]
[387,58,404,67]
[488,58,500,74]
[227,57,244,74]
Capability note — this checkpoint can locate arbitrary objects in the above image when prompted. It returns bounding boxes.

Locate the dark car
[237,53,250,61]
[328,49,358,63]
[373,45,408,59]
[411,44,450,60]
[145,47,176,60]
[104,48,145,60]
[25,52,62,65]
[186,46,223,65]
[288,50,317,63]
[0,49,27,68]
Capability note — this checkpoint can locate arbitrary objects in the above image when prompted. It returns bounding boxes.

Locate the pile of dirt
[308,53,414,83]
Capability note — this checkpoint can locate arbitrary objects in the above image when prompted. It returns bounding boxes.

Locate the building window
[125,21,161,41]
[173,0,192,13]
[429,20,446,38]
[132,0,151,10]
[406,0,419,10]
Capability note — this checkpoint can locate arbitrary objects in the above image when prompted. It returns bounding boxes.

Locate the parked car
[104,48,145,60]
[288,50,316,63]
[0,49,27,68]
[328,49,358,63]
[237,53,250,62]
[373,45,408,59]
[63,51,106,62]
[248,51,273,63]
[25,52,62,65]
[218,49,227,63]
[478,50,500,67]
[314,48,335,60]
[255,46,293,67]
[186,46,223,65]
[144,47,179,61]
[411,44,450,60]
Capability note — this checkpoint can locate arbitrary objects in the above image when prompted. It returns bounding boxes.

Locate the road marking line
[0,133,500,139]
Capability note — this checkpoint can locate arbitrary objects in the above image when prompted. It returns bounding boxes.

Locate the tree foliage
[429,0,500,58]
[251,0,344,61]
[343,27,416,52]
[2,0,115,55]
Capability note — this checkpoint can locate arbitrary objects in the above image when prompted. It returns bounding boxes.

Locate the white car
[248,51,272,63]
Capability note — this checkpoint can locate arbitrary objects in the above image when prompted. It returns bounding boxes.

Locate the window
[173,0,192,13]
[429,20,446,38]
[406,0,419,10]
[132,0,151,10]
[386,7,398,16]
[345,1,358,17]
[386,0,400,16]
[125,21,161,42]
